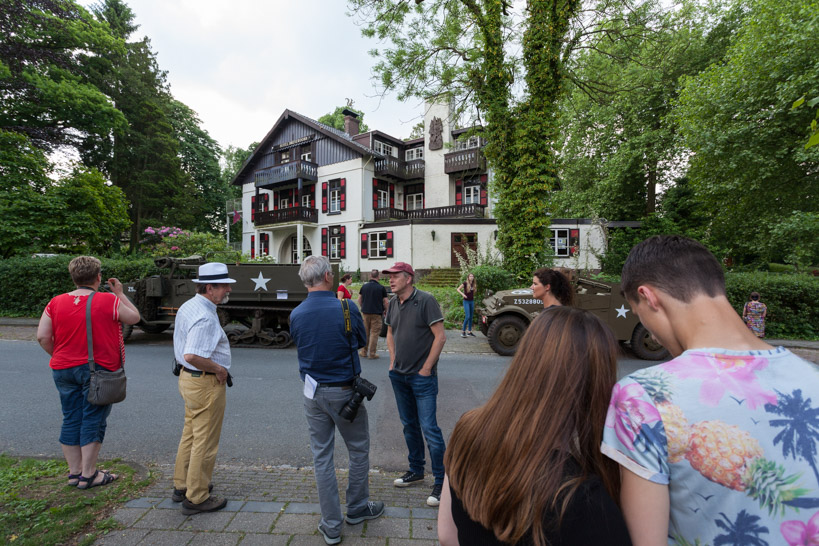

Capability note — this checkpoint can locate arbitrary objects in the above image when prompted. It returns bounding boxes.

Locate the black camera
[338,377,377,422]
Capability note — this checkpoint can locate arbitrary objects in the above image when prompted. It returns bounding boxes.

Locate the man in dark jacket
[357,269,389,359]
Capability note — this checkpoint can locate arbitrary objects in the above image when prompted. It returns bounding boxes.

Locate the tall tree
[349,0,663,276]
[673,0,819,264]
[318,105,370,133]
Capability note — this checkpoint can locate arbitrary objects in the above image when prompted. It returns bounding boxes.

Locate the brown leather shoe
[369,354,380,359]
[181,495,227,515]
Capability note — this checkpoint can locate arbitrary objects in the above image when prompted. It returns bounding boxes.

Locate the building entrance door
[451,232,477,267]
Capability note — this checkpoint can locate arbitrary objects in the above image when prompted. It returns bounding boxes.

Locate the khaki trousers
[173,372,226,504]
[360,313,382,358]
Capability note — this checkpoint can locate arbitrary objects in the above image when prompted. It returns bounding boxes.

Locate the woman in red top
[37,256,140,489]
[337,273,353,300]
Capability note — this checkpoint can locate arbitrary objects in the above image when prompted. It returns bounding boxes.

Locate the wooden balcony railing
[444,149,486,174]
[256,207,318,225]
[374,204,485,221]
[374,157,425,180]
[254,160,318,188]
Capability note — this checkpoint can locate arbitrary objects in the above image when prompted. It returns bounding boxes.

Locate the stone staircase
[420,267,463,287]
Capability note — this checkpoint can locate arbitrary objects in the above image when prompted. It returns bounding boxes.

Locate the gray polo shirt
[385,288,444,375]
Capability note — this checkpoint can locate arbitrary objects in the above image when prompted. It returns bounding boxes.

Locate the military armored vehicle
[123,256,338,347]
[478,277,670,360]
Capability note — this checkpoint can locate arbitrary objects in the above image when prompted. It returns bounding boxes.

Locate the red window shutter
[386,231,394,257]
[480,174,488,184]
[455,179,463,205]
[251,196,256,221]
[389,183,395,208]
[480,187,488,206]
[322,182,328,213]
[361,233,368,258]
[372,179,379,209]
[272,191,278,210]
[261,233,269,255]
[340,178,346,211]
[569,229,580,256]
[321,228,328,257]
[340,226,346,259]
[289,188,295,207]
[250,235,255,259]
[309,185,316,209]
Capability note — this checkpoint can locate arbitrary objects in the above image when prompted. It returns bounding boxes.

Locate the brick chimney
[342,108,360,136]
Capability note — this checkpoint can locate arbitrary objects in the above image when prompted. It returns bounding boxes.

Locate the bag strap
[86,291,96,373]
[340,298,357,377]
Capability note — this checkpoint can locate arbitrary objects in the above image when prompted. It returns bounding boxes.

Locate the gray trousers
[303,386,370,533]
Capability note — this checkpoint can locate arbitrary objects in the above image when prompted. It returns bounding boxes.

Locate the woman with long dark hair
[438,307,631,545]
[530,268,574,308]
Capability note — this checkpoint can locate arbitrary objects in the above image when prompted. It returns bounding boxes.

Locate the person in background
[357,269,389,359]
[383,262,448,507]
[438,307,631,546]
[530,267,574,309]
[291,256,384,545]
[601,235,818,545]
[742,291,767,338]
[455,273,477,338]
[172,262,235,515]
[337,273,353,300]
[36,256,141,489]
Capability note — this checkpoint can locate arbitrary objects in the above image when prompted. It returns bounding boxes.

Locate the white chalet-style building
[232,102,629,273]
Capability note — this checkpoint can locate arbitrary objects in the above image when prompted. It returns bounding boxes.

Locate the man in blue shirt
[290,256,384,545]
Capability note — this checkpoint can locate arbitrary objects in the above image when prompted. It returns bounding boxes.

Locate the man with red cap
[382,262,447,507]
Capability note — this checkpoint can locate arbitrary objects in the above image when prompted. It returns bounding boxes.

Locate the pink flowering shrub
[140,226,231,258]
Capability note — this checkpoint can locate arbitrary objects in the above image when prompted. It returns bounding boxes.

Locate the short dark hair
[341,273,352,283]
[197,283,228,295]
[370,269,380,279]
[621,235,725,303]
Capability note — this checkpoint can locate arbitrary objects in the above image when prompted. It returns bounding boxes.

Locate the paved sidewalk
[97,464,440,545]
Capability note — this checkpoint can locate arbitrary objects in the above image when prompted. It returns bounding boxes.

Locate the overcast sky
[81,0,422,150]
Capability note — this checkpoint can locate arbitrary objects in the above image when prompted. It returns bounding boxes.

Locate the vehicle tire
[630,324,670,360]
[487,315,527,357]
[122,324,134,342]
[139,322,170,334]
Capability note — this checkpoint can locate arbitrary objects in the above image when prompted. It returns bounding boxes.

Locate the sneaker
[181,494,227,515]
[460,332,467,338]
[345,500,385,524]
[318,523,342,544]
[427,483,443,507]
[393,470,424,487]
[467,331,476,337]
[172,483,213,503]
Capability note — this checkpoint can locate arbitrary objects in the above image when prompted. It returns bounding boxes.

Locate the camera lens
[339,393,364,422]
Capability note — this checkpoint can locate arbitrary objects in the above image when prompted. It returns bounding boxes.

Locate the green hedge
[0,256,159,316]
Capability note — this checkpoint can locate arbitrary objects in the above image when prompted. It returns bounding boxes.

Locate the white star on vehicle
[252,272,270,292]
[615,304,629,318]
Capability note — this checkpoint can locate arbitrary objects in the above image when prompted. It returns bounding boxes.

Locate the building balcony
[374,204,486,221]
[374,157,425,181]
[255,207,318,226]
[254,160,318,189]
[444,149,486,174]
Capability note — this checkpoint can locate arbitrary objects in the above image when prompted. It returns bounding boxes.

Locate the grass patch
[0,454,153,545]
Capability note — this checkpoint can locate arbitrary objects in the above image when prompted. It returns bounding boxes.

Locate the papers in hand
[303,373,317,400]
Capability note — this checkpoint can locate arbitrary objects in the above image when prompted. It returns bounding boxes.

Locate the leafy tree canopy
[318,105,370,133]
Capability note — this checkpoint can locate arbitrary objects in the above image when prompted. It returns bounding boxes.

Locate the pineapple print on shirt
[602,347,819,546]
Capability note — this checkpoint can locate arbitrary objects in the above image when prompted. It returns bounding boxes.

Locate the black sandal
[76,469,119,490]
[67,473,82,486]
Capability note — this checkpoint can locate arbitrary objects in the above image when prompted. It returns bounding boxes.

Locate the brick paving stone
[384,507,411,518]
[410,508,439,520]
[411,518,439,540]
[285,502,321,514]
[272,513,321,535]
[241,501,285,513]
[132,509,189,530]
[92,528,149,546]
[125,498,163,509]
[138,530,196,545]
[235,533,291,546]
[182,532,241,545]
[156,499,179,510]
[111,507,149,527]
[225,512,276,533]
[360,516,411,539]
[179,511,235,532]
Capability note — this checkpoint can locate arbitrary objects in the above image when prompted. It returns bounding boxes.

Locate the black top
[359,279,388,314]
[450,461,632,546]
[461,282,475,301]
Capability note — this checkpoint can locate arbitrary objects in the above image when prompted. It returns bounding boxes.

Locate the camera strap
[340,298,357,378]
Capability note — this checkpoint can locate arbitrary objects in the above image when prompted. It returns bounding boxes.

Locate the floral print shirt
[601,347,819,546]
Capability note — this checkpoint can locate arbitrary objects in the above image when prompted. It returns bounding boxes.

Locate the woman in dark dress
[438,307,632,546]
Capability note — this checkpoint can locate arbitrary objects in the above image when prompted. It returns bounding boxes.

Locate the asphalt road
[0,337,656,473]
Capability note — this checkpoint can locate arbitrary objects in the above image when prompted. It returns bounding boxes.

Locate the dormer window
[405,147,424,161]
[454,135,481,151]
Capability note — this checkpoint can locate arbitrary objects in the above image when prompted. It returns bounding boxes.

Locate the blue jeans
[389,370,445,484]
[462,299,474,332]
[304,386,371,534]
[53,364,112,446]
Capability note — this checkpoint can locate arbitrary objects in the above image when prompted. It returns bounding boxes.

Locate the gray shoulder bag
[85,292,127,405]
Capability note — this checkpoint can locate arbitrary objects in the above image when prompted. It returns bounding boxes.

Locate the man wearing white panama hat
[172,262,236,515]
